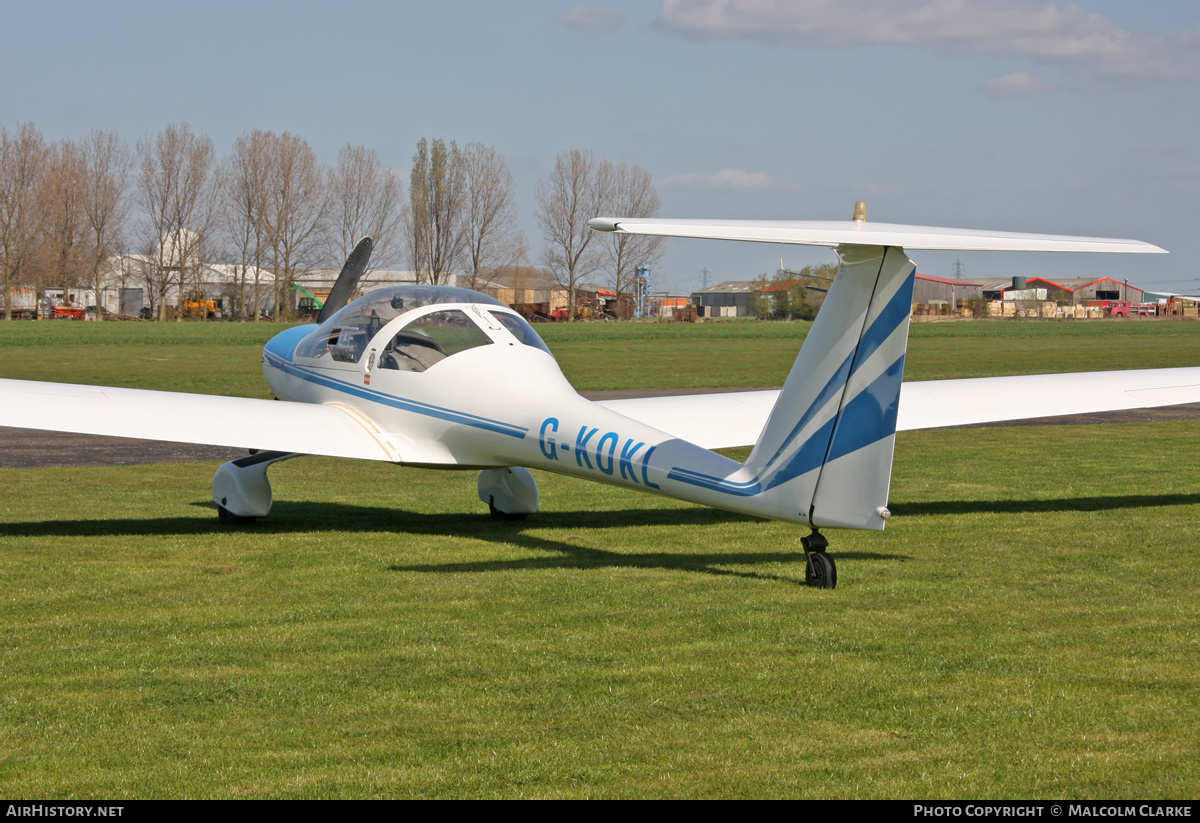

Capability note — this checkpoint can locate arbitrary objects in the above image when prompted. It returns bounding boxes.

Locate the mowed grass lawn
[0,318,1197,798]
[3,315,1199,394]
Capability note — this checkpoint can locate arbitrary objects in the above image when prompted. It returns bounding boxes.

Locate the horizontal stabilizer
[598,390,778,449]
[600,367,1200,448]
[588,217,1166,254]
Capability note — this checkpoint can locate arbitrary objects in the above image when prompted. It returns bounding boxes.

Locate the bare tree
[0,123,47,320]
[460,142,524,291]
[602,162,665,318]
[535,148,612,320]
[258,132,327,320]
[40,138,91,312]
[406,137,465,286]
[218,131,272,320]
[136,123,216,320]
[80,130,130,320]
[327,143,403,285]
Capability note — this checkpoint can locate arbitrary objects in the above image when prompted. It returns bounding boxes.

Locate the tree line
[747,264,838,321]
[0,122,664,321]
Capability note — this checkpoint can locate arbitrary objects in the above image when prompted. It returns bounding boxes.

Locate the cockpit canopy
[294,285,550,368]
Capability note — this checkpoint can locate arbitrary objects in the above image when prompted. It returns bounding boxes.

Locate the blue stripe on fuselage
[264,324,317,362]
[262,347,527,439]
[665,467,762,496]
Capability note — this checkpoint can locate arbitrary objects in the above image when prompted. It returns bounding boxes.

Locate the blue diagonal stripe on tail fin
[809,248,916,529]
[663,245,915,531]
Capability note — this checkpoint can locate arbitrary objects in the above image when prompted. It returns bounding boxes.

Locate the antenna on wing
[317,237,374,323]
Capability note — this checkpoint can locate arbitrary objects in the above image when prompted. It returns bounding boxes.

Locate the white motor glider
[1,206,1196,588]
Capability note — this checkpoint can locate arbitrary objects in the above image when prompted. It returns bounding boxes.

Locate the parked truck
[0,287,38,319]
[1087,300,1131,317]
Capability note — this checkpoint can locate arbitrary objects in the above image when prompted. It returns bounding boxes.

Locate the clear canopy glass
[294,285,547,365]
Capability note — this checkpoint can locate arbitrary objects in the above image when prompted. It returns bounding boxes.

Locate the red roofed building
[976,277,1145,304]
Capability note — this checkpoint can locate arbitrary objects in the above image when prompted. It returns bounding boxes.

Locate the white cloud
[659,168,791,190]
[977,72,1050,98]
[556,6,625,33]
[656,0,1200,83]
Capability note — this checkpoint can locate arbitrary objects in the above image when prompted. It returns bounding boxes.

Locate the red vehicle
[50,305,86,320]
[1087,300,1130,317]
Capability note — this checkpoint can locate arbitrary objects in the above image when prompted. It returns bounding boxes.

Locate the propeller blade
[316,237,374,323]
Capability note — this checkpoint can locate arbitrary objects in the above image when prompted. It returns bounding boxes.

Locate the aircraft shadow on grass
[890,492,1200,518]
[6,491,1194,583]
[7,490,1197,582]
[1,501,903,587]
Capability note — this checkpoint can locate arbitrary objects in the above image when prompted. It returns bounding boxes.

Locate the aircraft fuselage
[261,299,808,525]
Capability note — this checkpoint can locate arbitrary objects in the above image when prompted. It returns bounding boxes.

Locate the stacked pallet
[909,303,953,316]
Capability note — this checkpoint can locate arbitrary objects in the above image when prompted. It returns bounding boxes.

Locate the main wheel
[805,552,837,589]
[488,501,528,521]
[217,504,258,525]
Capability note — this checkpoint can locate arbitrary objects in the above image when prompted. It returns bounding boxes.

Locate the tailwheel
[805,551,837,589]
[801,530,836,589]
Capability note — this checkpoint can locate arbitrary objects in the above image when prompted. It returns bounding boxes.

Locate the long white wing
[597,391,777,449]
[5,368,1195,462]
[0,378,405,462]
[597,368,1200,449]
[588,217,1167,254]
[896,368,1200,430]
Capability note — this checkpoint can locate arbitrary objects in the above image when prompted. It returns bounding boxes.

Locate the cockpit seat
[380,331,447,372]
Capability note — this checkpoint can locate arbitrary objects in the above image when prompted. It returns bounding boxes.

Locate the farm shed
[913,273,983,305]
[977,276,1146,305]
[1051,277,1146,304]
[690,281,758,317]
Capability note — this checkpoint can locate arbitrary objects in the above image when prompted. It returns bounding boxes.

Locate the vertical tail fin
[589,213,1163,531]
[745,244,916,530]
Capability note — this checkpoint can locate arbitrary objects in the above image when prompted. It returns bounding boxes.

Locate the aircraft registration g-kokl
[2,204,1198,588]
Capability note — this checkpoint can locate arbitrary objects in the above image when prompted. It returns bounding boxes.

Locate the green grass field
[3,316,1199,394]
[0,319,1197,798]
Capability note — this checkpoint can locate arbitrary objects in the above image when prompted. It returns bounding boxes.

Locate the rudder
[744,244,916,530]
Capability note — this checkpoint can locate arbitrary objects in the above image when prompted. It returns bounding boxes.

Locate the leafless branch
[406,138,466,286]
[460,143,524,291]
[135,123,216,320]
[535,149,611,320]
[0,123,48,320]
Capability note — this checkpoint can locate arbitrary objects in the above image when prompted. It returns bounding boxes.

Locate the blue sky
[3,1,1197,294]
